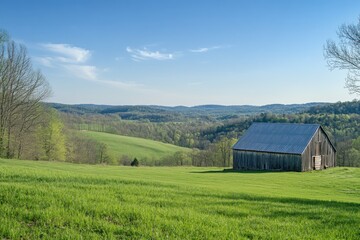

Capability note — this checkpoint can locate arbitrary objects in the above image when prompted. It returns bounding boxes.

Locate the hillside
[58,101,360,168]
[0,159,359,239]
[306,100,360,114]
[49,102,328,121]
[80,131,191,163]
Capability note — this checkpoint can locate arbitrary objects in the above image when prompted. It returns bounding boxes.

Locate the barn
[232,122,336,172]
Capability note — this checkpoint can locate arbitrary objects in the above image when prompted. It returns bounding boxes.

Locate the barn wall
[233,150,302,171]
[301,128,336,171]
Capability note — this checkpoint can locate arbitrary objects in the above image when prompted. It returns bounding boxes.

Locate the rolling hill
[80,130,191,163]
[49,102,329,121]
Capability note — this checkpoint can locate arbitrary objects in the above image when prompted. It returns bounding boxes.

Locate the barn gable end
[232,123,336,172]
[301,127,336,171]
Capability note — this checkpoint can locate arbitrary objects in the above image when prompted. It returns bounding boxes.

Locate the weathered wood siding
[233,150,302,171]
[301,128,336,171]
[233,126,336,172]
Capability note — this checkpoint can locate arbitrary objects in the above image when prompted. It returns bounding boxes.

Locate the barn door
[313,156,321,170]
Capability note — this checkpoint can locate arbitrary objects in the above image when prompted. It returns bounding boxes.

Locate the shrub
[119,155,132,166]
[131,158,139,167]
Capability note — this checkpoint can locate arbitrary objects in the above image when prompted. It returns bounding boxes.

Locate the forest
[54,100,360,167]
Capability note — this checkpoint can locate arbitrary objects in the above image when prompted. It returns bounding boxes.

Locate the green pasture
[0,159,359,239]
[80,130,191,161]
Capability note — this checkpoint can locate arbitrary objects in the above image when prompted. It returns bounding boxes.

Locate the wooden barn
[232,123,336,172]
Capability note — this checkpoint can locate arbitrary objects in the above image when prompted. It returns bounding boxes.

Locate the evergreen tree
[131,158,139,167]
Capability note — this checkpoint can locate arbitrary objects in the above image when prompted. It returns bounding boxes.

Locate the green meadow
[80,130,191,161]
[0,158,359,239]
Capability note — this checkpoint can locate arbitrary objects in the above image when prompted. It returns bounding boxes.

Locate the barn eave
[232,148,302,156]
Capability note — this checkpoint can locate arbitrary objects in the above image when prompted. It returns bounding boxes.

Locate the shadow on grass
[176,190,360,227]
[191,169,283,174]
[186,190,360,211]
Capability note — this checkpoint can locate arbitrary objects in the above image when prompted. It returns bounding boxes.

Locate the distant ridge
[47,102,330,122]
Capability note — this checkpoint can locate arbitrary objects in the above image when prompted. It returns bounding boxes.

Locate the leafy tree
[325,16,360,95]
[131,158,139,167]
[37,110,66,161]
[97,143,112,164]
[215,137,237,167]
[352,136,360,151]
[336,140,352,166]
[348,137,360,167]
[172,151,190,166]
[348,148,360,167]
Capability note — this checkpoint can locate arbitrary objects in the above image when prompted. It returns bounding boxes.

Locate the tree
[0,30,9,44]
[215,137,237,167]
[324,17,360,95]
[119,155,132,165]
[66,133,110,164]
[348,136,360,167]
[14,104,46,159]
[0,31,51,158]
[37,110,66,161]
[131,158,139,167]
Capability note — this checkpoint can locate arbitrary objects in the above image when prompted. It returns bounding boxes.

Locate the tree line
[0,30,114,164]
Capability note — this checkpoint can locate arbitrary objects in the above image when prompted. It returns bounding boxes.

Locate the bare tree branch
[0,33,51,157]
[324,17,360,95]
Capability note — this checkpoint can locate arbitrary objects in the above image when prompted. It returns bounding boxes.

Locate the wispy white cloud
[64,65,98,80]
[63,64,143,90]
[37,43,144,90]
[41,43,91,63]
[126,47,174,61]
[37,43,96,80]
[34,56,54,67]
[64,64,145,90]
[124,44,230,62]
[98,79,144,89]
[189,45,228,53]
[189,48,210,53]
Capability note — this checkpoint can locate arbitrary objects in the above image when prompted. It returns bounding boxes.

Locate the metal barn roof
[232,123,320,155]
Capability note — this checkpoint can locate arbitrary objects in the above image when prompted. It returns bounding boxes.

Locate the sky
[1,0,360,106]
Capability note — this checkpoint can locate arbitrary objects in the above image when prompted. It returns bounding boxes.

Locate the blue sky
[1,0,359,106]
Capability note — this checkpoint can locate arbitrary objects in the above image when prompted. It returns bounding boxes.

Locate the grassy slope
[0,159,359,239]
[80,130,191,160]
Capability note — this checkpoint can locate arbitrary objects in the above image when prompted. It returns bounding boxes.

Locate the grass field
[0,159,359,239]
[80,130,191,162]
